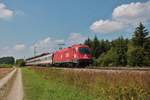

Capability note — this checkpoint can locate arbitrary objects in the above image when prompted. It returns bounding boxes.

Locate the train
[26,44,93,67]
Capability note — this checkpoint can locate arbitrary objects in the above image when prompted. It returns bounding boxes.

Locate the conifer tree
[132,22,149,47]
[114,37,128,66]
[84,37,92,48]
[92,35,100,58]
[129,23,150,66]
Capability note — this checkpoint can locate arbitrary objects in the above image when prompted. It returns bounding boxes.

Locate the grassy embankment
[22,67,150,100]
[22,68,93,100]
[0,64,13,68]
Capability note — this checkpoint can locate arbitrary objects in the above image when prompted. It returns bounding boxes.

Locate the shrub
[128,47,145,66]
[0,64,13,68]
[16,59,25,67]
[0,57,15,65]
[97,48,117,67]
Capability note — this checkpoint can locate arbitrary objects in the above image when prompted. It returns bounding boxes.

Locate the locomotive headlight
[83,54,88,58]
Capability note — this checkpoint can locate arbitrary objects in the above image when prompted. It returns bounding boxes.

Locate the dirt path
[0,68,16,89]
[6,68,23,100]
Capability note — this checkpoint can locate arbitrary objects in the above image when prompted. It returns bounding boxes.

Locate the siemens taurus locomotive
[26,44,93,67]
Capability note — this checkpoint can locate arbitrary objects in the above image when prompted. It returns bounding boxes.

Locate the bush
[143,51,150,66]
[0,64,13,68]
[0,57,15,65]
[16,59,25,67]
[128,47,145,66]
[97,48,117,67]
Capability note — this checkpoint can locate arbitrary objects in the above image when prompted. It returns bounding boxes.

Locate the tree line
[0,56,25,67]
[0,57,15,65]
[84,23,150,67]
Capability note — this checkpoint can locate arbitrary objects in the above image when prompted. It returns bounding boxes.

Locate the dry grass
[31,67,150,100]
[0,68,13,79]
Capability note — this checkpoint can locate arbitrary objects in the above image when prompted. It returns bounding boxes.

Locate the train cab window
[79,47,91,54]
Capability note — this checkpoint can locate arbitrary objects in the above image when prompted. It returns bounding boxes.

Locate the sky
[0,0,150,59]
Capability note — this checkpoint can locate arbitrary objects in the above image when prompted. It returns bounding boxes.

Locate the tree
[0,57,15,65]
[84,37,92,48]
[84,23,150,67]
[132,22,149,47]
[97,48,117,67]
[128,23,150,66]
[99,40,107,54]
[128,47,144,66]
[113,37,128,66]
[84,36,111,59]
[97,37,128,67]
[96,40,111,58]
[84,36,111,65]
[92,35,100,58]
[143,36,150,66]
[143,36,150,51]
[16,59,25,67]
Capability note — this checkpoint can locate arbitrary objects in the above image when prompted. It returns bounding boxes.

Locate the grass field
[22,68,93,100]
[22,67,150,100]
[0,64,13,68]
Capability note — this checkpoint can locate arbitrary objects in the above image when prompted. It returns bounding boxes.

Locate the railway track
[85,66,150,71]
[29,66,150,72]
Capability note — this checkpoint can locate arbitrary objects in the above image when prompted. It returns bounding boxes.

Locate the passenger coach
[26,53,53,66]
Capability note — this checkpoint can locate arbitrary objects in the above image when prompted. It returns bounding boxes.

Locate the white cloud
[32,37,65,54]
[0,47,14,58]
[0,33,86,58]
[67,33,86,45]
[113,1,150,25]
[90,20,125,33]
[42,37,51,44]
[0,3,14,19]
[14,44,26,51]
[0,44,30,59]
[32,33,86,54]
[33,37,53,53]
[90,1,150,33]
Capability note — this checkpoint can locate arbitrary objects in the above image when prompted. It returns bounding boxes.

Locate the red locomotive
[53,44,93,67]
[26,44,93,67]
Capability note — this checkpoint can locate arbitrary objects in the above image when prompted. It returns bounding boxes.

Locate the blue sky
[0,0,150,58]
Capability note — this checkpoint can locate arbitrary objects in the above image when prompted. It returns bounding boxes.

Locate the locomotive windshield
[79,47,91,54]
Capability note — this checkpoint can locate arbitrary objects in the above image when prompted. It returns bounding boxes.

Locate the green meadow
[22,67,150,100]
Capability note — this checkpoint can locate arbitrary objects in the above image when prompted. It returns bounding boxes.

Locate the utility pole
[23,56,26,60]
[34,46,37,56]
